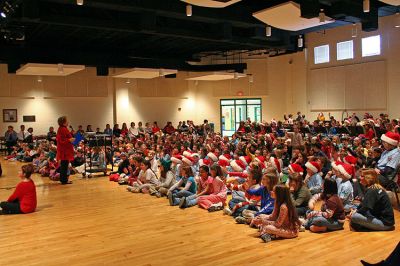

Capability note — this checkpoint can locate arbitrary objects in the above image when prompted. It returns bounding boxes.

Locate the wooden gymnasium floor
[0,158,399,266]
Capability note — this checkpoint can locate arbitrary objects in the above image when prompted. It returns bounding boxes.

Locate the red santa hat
[381,131,400,146]
[171,155,183,164]
[218,159,230,168]
[254,156,265,164]
[219,153,231,162]
[305,161,321,174]
[239,155,252,166]
[191,153,200,158]
[338,163,355,179]
[182,156,194,166]
[270,157,281,173]
[207,152,219,162]
[288,163,303,175]
[182,150,192,158]
[199,158,211,167]
[343,155,357,165]
[230,159,246,172]
[331,161,343,171]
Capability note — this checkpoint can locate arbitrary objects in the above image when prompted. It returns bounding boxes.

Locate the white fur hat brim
[305,162,318,173]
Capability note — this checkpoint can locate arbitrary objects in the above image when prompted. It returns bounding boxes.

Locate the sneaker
[235,216,247,224]
[126,186,134,192]
[179,197,187,209]
[260,233,272,243]
[155,192,162,198]
[168,193,174,206]
[208,204,224,212]
[299,225,305,232]
[223,207,233,216]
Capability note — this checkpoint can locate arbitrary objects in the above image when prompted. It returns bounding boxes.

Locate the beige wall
[0,66,113,134]
[304,14,400,120]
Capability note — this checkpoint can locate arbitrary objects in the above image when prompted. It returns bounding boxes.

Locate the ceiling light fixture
[297,35,303,48]
[249,75,254,83]
[77,0,84,6]
[266,26,272,37]
[319,9,326,23]
[186,4,192,17]
[57,63,64,74]
[351,23,357,38]
[126,78,131,84]
[363,0,370,13]
[37,76,42,82]
[395,12,400,28]
[0,12,6,18]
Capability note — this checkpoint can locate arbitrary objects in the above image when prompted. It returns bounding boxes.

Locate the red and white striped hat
[305,161,321,174]
[230,159,247,172]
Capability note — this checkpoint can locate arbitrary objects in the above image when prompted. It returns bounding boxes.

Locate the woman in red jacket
[0,164,37,214]
[56,116,75,185]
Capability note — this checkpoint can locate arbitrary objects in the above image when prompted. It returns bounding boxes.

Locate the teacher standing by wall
[56,116,75,185]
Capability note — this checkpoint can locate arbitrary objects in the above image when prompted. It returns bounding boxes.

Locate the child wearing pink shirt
[198,164,228,212]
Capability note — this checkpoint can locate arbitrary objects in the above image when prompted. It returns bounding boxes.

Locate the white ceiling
[113,68,178,79]
[180,0,242,8]
[186,72,246,81]
[253,1,335,31]
[16,63,85,76]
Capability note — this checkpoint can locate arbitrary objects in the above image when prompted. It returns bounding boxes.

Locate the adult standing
[56,116,75,185]
[4,125,18,155]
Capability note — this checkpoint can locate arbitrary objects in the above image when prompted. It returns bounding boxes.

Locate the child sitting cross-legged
[126,160,160,194]
[153,159,176,198]
[223,167,262,217]
[236,167,278,225]
[199,164,228,212]
[256,185,301,243]
[304,177,345,233]
[167,165,197,206]
[179,165,212,209]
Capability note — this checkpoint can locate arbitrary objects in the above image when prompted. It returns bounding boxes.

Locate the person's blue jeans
[306,216,344,231]
[350,212,395,231]
[185,194,198,207]
[172,190,194,206]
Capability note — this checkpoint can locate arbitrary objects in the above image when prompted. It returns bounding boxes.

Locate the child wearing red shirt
[0,164,37,214]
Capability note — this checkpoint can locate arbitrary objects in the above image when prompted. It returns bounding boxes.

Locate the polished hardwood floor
[0,158,398,266]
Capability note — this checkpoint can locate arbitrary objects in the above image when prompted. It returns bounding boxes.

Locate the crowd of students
[1,113,399,247]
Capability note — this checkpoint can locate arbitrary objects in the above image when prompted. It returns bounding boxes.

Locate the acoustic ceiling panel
[252,1,334,31]
[186,72,246,81]
[181,0,241,8]
[16,63,85,76]
[113,68,178,79]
